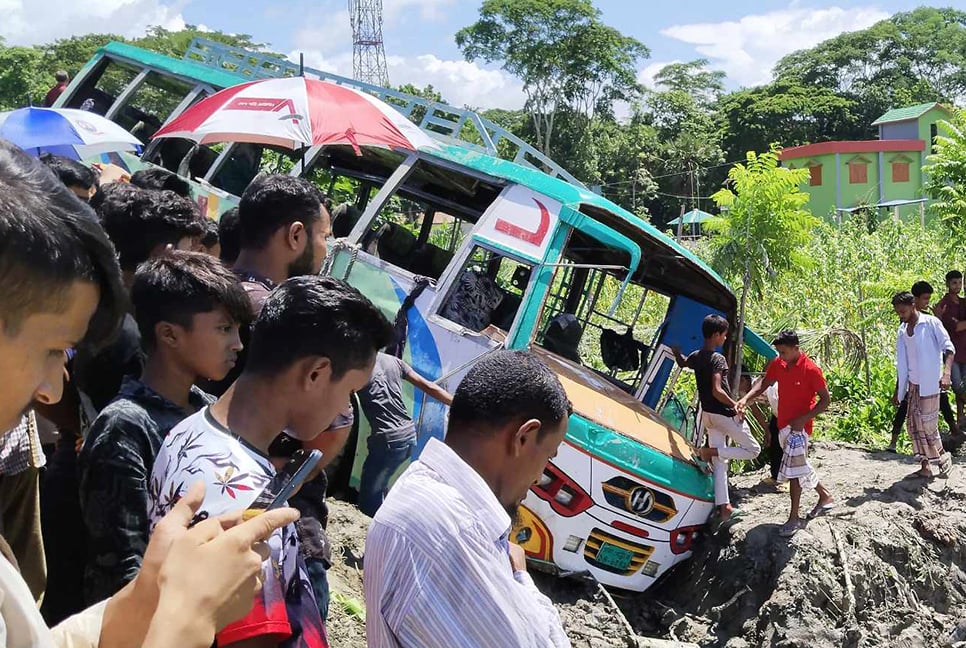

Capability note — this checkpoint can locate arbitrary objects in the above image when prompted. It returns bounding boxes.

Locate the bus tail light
[531,462,592,517]
[669,525,702,555]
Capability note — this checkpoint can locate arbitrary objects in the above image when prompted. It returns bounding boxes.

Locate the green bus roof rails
[181,37,587,189]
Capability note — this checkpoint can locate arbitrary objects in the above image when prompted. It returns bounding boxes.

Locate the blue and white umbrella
[0,107,142,160]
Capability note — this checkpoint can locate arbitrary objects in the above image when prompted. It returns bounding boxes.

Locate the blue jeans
[358,435,415,517]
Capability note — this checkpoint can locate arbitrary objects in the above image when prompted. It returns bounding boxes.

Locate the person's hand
[508,542,527,573]
[670,345,682,356]
[139,483,298,633]
[941,372,952,391]
[92,162,131,185]
[892,393,900,407]
[735,398,747,416]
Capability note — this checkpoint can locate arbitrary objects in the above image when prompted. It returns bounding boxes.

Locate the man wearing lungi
[738,330,835,538]
[892,291,955,479]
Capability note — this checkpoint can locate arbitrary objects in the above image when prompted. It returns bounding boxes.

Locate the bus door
[637,296,725,410]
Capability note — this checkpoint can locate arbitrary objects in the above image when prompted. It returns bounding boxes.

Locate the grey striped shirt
[364,438,570,648]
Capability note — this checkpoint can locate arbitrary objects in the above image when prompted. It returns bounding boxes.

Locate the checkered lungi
[907,383,944,464]
[778,426,819,490]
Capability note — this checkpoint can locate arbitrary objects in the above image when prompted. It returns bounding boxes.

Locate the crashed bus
[56,38,776,591]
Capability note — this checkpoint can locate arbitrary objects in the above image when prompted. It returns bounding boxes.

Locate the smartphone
[188,449,322,527]
[245,449,323,516]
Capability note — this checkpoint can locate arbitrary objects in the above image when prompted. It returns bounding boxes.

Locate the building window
[848,162,868,184]
[809,165,822,186]
[892,162,910,183]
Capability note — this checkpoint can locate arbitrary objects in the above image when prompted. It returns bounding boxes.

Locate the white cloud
[388,54,525,109]
[294,47,525,110]
[0,0,185,46]
[661,5,890,87]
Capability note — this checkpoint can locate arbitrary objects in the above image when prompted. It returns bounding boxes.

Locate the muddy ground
[324,442,966,648]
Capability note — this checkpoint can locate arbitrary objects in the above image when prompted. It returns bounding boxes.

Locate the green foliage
[708,149,814,297]
[924,108,966,244]
[456,0,648,155]
[0,43,48,110]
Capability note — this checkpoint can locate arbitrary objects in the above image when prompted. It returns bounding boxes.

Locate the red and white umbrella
[151,77,436,153]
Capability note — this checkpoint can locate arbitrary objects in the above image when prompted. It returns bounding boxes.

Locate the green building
[779,102,954,222]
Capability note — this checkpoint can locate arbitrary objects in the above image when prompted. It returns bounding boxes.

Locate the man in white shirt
[893,291,955,478]
[364,350,572,648]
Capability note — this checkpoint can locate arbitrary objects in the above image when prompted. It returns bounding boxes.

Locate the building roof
[779,139,925,161]
[871,102,950,126]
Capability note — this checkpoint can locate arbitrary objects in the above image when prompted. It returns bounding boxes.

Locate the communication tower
[348,0,389,86]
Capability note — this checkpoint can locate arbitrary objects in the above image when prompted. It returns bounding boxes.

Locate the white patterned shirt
[364,438,570,648]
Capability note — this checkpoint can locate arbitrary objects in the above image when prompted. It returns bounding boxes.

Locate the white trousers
[702,412,762,506]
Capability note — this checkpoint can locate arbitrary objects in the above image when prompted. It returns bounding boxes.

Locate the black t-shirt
[73,313,144,411]
[686,349,735,416]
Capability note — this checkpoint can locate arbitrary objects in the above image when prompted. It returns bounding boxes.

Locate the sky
[0,0,944,111]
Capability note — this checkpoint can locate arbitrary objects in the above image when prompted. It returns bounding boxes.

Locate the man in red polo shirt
[738,330,835,538]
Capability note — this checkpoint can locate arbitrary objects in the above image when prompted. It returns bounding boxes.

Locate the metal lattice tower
[348,0,389,87]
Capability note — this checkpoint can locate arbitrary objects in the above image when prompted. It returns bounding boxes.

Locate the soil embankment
[324,442,966,648]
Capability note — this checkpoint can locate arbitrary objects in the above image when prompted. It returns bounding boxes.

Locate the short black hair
[701,314,729,339]
[0,139,125,349]
[946,270,963,284]
[238,175,322,250]
[55,71,69,83]
[892,291,915,307]
[97,185,205,271]
[130,167,191,197]
[200,218,219,249]
[246,276,392,378]
[911,280,934,298]
[448,350,573,439]
[218,207,241,264]
[38,153,96,190]
[131,250,251,350]
[772,329,800,347]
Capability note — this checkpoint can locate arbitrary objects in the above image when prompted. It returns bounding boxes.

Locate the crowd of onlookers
[0,139,577,647]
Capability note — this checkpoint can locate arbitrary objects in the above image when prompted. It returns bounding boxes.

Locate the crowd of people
[3,131,963,647]
[0,139,575,647]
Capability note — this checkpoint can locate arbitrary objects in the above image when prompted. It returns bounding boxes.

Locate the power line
[599,158,746,189]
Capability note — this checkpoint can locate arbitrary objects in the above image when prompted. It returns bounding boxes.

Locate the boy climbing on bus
[673,315,761,524]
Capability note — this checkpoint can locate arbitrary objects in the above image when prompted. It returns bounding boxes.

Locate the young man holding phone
[0,138,297,648]
[149,276,392,648]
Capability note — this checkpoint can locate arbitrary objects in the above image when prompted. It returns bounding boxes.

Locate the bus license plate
[595,542,633,570]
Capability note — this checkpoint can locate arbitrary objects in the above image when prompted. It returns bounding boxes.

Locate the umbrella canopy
[667,209,715,226]
[0,107,142,160]
[152,77,436,153]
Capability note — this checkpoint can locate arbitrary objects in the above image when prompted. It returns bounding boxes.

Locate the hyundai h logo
[626,487,655,515]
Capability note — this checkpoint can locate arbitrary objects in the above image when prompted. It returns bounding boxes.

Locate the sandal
[807,502,836,519]
[778,519,805,538]
[905,469,934,480]
[886,445,897,453]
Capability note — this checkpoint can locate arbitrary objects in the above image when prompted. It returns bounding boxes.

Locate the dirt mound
[322,443,966,648]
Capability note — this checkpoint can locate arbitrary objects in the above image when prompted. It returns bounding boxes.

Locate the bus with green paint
[59,38,777,591]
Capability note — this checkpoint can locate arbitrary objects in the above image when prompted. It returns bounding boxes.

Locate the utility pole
[348,0,389,86]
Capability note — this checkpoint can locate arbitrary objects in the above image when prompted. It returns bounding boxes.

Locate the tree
[653,59,724,108]
[456,0,648,157]
[637,60,726,227]
[707,149,815,389]
[0,39,49,109]
[716,80,857,163]
[771,7,966,134]
[924,108,966,248]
